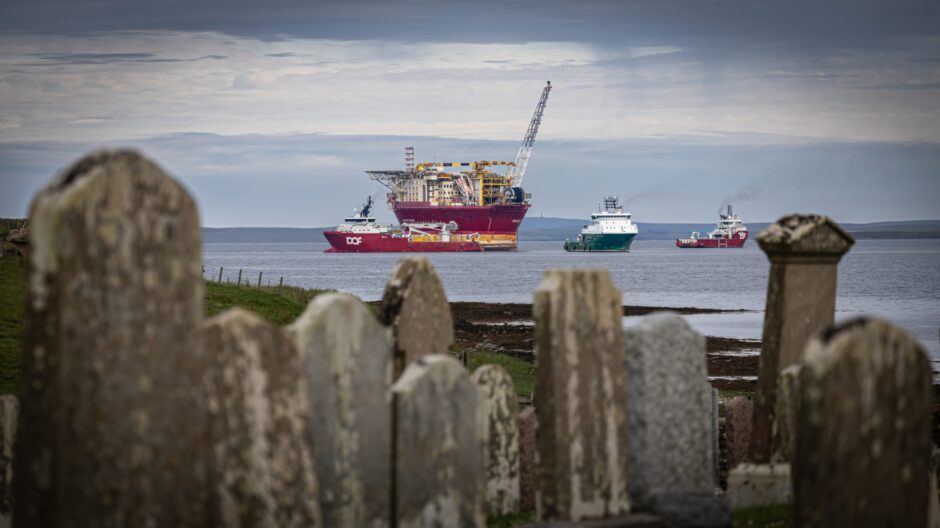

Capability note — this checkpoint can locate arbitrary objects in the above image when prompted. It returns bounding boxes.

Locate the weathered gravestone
[794,318,932,527]
[518,406,538,514]
[380,257,454,377]
[15,150,211,526]
[750,214,853,462]
[202,309,321,527]
[0,395,17,528]
[533,270,630,521]
[392,355,485,528]
[288,293,393,527]
[770,365,801,464]
[623,313,730,527]
[472,365,520,516]
[724,397,753,469]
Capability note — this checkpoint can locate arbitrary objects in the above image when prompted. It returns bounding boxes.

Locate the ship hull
[676,232,748,248]
[393,202,529,251]
[564,233,637,252]
[323,231,482,253]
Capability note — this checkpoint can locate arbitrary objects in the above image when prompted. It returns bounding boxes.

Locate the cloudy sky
[2,0,939,225]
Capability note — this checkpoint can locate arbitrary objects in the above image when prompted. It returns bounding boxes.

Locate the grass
[0,257,25,395]
[204,281,330,326]
[466,349,535,401]
[732,504,792,527]
[487,511,534,527]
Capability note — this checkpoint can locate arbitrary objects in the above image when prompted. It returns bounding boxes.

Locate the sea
[203,239,940,366]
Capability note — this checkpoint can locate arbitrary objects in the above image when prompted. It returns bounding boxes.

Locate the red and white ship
[365,82,552,251]
[676,205,749,248]
[324,197,482,253]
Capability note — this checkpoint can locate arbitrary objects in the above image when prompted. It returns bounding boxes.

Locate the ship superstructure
[676,205,749,248]
[366,82,552,250]
[564,196,639,252]
[323,197,482,253]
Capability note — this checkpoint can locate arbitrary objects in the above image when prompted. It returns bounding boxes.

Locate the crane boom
[509,81,551,188]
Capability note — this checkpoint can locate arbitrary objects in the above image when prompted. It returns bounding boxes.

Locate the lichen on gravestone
[472,364,521,516]
[379,257,454,377]
[288,293,393,527]
[15,150,211,526]
[392,355,485,528]
[533,269,630,522]
[202,308,321,528]
[750,213,854,463]
[794,318,932,528]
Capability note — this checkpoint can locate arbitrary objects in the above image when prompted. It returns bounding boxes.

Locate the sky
[1,0,939,226]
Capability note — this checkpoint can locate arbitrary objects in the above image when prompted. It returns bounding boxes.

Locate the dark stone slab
[794,318,932,527]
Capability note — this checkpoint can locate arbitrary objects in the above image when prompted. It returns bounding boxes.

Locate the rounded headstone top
[756,213,854,258]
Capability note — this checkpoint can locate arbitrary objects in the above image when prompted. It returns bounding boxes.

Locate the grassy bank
[0,257,25,394]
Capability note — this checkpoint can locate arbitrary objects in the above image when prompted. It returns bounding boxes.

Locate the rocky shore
[450,302,760,393]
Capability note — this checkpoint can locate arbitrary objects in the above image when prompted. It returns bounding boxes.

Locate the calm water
[203,239,940,359]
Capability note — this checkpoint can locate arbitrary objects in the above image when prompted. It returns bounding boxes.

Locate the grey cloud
[19,52,226,66]
[265,52,298,58]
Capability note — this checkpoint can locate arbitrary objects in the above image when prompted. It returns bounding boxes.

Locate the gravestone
[750,214,854,462]
[726,464,791,510]
[14,151,211,526]
[392,355,485,528]
[724,397,753,469]
[770,365,801,463]
[518,406,538,513]
[202,309,321,527]
[0,395,17,527]
[533,269,630,521]
[623,313,729,526]
[709,388,720,490]
[289,293,393,527]
[379,257,454,377]
[794,318,932,527]
[472,365,521,516]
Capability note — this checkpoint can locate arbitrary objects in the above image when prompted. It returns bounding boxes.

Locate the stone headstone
[15,151,211,526]
[770,364,801,464]
[750,214,854,462]
[623,313,729,526]
[794,318,932,527]
[472,364,520,516]
[289,293,393,527]
[533,269,630,521]
[392,355,485,528]
[724,397,753,469]
[202,309,321,527]
[518,406,538,514]
[624,313,714,502]
[0,395,17,527]
[379,257,454,377]
[726,464,791,510]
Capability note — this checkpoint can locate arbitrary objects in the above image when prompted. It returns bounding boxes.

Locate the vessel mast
[509,81,552,188]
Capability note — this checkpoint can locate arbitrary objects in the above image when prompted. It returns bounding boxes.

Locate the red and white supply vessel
[323,197,482,253]
[676,205,749,248]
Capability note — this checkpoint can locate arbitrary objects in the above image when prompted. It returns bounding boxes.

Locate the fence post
[237,268,242,287]
[288,293,393,527]
[794,318,931,527]
[218,266,223,284]
[750,214,853,462]
[257,271,263,288]
[532,269,629,521]
[203,309,321,526]
[15,150,210,525]
[379,257,454,378]
[279,276,284,289]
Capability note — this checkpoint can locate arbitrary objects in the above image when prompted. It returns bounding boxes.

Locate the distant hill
[202,218,940,243]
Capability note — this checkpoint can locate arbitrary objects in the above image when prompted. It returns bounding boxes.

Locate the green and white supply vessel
[564,196,638,252]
